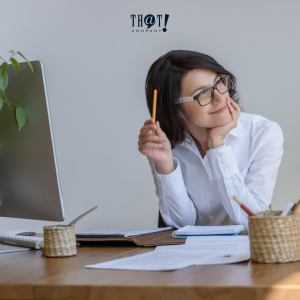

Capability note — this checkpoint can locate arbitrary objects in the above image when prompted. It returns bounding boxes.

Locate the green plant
[0,50,33,131]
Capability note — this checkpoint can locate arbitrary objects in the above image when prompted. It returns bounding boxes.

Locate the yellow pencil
[152,89,157,120]
[291,200,300,215]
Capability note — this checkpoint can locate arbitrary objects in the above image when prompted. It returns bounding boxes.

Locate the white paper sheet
[155,238,250,265]
[85,250,229,271]
[85,236,250,271]
[185,235,249,246]
[0,243,30,254]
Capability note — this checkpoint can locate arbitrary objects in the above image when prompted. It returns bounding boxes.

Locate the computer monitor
[0,60,65,221]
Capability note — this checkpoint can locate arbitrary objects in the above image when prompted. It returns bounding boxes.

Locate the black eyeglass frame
[193,74,231,107]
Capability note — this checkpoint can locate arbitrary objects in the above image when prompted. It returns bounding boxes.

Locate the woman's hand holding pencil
[138,90,174,175]
[138,118,174,175]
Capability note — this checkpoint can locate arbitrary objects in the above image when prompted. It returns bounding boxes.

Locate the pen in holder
[39,206,98,258]
[248,210,300,263]
[41,224,77,258]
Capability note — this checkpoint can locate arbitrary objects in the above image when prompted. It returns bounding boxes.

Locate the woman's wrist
[155,156,175,175]
[209,137,224,149]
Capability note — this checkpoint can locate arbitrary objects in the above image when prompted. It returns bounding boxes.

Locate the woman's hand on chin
[206,98,241,149]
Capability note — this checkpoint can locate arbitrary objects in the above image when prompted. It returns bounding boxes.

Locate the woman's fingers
[228,99,235,112]
[144,118,155,126]
[140,119,169,150]
[142,119,158,136]
[230,99,240,112]
[141,120,167,138]
[230,99,241,113]
[139,142,162,154]
[139,119,172,159]
[230,99,239,108]
[230,100,241,119]
[140,124,157,136]
[227,99,239,124]
[226,100,236,125]
[145,130,153,136]
[139,134,167,146]
[153,121,166,138]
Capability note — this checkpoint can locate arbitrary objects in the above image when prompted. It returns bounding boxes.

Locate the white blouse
[148,112,284,230]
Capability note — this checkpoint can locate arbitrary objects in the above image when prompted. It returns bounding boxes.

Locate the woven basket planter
[40,224,77,257]
[248,210,300,263]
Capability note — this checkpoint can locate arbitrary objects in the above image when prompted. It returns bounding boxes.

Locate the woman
[138,50,284,230]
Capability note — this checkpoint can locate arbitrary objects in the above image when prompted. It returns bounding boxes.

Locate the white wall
[0,0,299,233]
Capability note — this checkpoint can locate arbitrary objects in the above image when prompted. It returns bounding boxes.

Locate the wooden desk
[2,241,300,300]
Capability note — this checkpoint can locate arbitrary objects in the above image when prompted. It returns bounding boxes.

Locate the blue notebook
[172,225,244,238]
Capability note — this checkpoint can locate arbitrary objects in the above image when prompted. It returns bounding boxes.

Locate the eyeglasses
[176,74,231,106]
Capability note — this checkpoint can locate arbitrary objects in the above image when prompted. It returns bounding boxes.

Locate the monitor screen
[0,61,65,221]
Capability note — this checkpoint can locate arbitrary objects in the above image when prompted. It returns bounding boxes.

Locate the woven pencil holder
[248,210,300,263]
[41,224,77,258]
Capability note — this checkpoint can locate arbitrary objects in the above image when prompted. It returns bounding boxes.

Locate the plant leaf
[12,107,18,126]
[1,92,17,125]
[8,50,15,53]
[0,95,3,112]
[16,106,26,131]
[10,58,20,70]
[16,52,33,73]
[0,73,9,91]
[0,62,7,77]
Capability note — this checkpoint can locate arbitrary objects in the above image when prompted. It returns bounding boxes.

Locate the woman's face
[180,68,232,129]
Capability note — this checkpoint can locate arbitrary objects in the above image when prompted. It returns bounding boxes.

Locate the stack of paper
[172,225,244,238]
[76,227,172,238]
[85,236,250,271]
[156,236,250,265]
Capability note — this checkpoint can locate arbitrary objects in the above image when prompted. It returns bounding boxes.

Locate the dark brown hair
[145,50,241,149]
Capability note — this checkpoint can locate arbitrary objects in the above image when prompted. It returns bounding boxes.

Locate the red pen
[232,196,257,217]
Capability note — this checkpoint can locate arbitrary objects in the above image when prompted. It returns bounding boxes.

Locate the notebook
[76,229,186,247]
[172,225,244,238]
[76,227,173,238]
[76,229,248,247]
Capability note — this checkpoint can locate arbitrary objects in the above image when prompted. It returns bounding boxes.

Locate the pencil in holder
[248,210,300,263]
[40,224,77,258]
